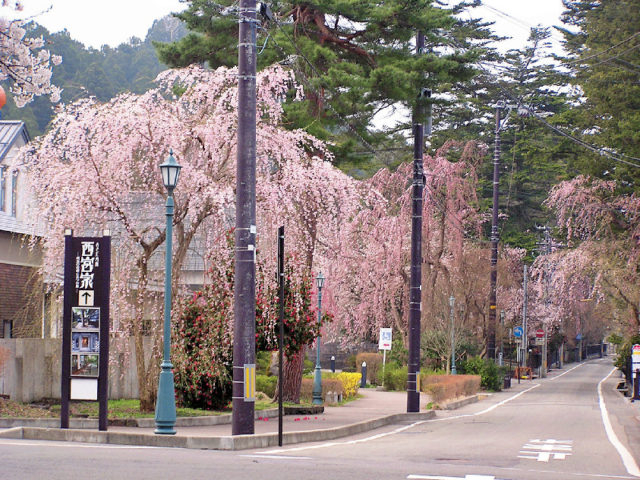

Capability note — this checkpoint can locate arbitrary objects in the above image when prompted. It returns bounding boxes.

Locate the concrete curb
[0,411,436,451]
[439,394,481,410]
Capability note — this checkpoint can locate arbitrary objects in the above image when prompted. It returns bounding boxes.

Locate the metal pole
[154,193,177,435]
[499,310,505,367]
[450,296,456,375]
[312,283,323,405]
[232,0,257,435]
[407,31,426,413]
[60,231,73,429]
[277,226,284,447]
[522,264,528,370]
[488,103,503,361]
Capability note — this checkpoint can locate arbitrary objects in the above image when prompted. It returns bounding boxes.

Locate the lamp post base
[154,363,177,435]
[312,364,323,405]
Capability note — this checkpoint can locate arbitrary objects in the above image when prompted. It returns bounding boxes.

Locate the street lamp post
[450,295,456,375]
[312,272,325,405]
[155,150,182,435]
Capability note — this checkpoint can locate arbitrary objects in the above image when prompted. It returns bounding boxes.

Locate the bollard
[634,369,640,401]
[361,361,367,388]
[330,355,336,373]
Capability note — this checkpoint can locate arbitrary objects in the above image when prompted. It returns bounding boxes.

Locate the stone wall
[0,337,153,402]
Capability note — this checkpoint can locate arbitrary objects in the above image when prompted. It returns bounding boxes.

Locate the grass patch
[1,397,317,419]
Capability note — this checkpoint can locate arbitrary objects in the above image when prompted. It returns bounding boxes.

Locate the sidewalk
[0,376,543,451]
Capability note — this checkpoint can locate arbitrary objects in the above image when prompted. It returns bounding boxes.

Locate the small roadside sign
[513,326,523,338]
[632,344,640,371]
[379,328,392,351]
[536,329,545,338]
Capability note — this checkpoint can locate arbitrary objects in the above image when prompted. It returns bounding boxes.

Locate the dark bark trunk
[274,348,305,403]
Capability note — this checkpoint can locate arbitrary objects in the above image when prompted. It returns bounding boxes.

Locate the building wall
[0,336,153,402]
[0,261,41,338]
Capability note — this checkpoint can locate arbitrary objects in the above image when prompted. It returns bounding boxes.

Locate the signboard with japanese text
[379,328,392,351]
[61,231,110,431]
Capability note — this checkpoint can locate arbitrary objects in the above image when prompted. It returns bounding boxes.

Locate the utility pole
[536,226,564,375]
[488,102,504,360]
[232,0,257,435]
[407,30,430,413]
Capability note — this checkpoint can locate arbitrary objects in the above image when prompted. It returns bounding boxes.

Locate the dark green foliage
[173,289,234,410]
[614,334,640,374]
[458,356,502,391]
[2,17,187,136]
[381,364,408,391]
[256,350,273,376]
[256,374,278,398]
[155,0,490,169]
[388,338,409,367]
[558,0,640,191]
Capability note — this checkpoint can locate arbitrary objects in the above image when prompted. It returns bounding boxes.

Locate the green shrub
[345,354,357,370]
[256,374,277,398]
[356,352,383,385]
[173,288,233,410]
[459,356,502,391]
[256,351,272,376]
[303,357,314,375]
[388,338,408,366]
[382,364,408,391]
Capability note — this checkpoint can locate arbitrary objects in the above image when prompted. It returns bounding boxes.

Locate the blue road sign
[514,326,523,338]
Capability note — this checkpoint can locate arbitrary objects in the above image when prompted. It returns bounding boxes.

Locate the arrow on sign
[78,290,94,307]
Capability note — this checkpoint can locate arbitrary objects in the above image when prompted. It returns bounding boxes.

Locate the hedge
[421,374,481,404]
[356,352,383,385]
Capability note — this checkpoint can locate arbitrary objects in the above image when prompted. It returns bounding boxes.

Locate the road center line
[257,383,540,454]
[598,367,640,478]
[239,454,312,460]
[548,362,584,381]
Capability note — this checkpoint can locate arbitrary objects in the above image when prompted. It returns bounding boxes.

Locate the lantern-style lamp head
[160,149,182,193]
[316,271,325,290]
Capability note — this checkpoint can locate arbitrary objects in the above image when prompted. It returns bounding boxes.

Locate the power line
[563,31,640,65]
[469,55,640,168]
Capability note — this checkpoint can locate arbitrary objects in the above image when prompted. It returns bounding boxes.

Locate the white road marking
[548,362,584,381]
[258,384,540,454]
[407,475,495,480]
[239,454,312,460]
[518,438,572,462]
[598,367,640,477]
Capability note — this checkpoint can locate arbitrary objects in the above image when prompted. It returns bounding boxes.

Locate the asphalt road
[1,358,638,480]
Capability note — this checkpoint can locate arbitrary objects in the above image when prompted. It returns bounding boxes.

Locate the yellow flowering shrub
[337,372,361,398]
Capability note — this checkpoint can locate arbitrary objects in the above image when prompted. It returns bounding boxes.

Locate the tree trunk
[275,348,305,403]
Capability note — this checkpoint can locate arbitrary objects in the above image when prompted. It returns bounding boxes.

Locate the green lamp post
[312,272,325,405]
[155,150,182,435]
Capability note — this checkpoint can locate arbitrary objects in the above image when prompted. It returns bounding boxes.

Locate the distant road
[1,357,638,480]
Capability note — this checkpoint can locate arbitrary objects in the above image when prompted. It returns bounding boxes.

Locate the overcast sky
[2,0,566,50]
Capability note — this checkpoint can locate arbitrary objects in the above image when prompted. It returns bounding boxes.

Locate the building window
[11,169,18,217]
[0,166,5,212]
